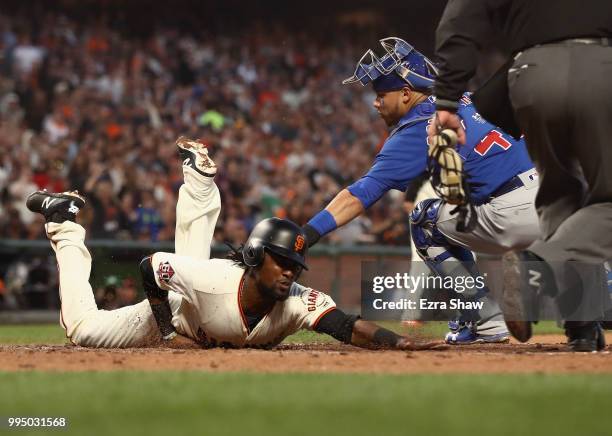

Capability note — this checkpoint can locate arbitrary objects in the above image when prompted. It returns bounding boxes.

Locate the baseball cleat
[176,136,217,177]
[26,190,86,224]
[447,319,462,333]
[565,321,606,352]
[444,323,510,345]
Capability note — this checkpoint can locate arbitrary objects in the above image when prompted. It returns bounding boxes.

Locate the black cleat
[566,321,606,352]
[176,136,217,177]
[26,190,86,224]
[597,323,606,351]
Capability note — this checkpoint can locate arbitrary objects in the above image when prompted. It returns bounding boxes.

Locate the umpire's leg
[508,41,612,320]
[509,41,612,262]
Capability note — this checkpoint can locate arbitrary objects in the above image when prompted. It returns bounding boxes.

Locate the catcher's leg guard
[410,199,503,325]
[410,199,479,292]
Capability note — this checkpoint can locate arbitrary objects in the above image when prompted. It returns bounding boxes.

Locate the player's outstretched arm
[351,320,443,351]
[303,189,365,247]
[324,189,366,227]
[313,308,442,350]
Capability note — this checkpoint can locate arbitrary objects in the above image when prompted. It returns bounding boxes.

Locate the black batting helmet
[243,218,308,270]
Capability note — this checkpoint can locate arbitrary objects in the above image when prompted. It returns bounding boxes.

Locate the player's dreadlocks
[225,242,248,269]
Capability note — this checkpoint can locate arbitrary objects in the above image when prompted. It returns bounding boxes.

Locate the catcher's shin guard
[410,198,495,321]
[410,198,474,272]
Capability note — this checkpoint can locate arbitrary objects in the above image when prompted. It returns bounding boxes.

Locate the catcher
[302,37,540,344]
[25,138,438,350]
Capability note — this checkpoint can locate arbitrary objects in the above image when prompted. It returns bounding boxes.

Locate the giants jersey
[151,255,336,348]
[347,94,534,207]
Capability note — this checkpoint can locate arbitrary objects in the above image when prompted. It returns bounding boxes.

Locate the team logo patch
[301,289,326,312]
[157,261,175,284]
[294,235,305,252]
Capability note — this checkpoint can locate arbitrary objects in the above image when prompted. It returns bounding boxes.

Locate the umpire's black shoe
[565,321,606,352]
[26,190,86,224]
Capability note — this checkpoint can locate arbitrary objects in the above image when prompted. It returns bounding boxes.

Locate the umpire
[429,0,612,351]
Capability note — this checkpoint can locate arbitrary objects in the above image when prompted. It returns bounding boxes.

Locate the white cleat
[176,136,217,177]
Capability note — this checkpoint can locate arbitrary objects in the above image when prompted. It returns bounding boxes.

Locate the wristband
[302,224,321,247]
[307,210,337,238]
[372,328,401,348]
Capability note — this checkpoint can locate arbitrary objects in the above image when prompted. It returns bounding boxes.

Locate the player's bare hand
[396,337,448,351]
[427,110,466,145]
[162,333,203,349]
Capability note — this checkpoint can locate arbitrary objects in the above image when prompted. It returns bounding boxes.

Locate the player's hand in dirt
[162,333,203,349]
[395,337,448,351]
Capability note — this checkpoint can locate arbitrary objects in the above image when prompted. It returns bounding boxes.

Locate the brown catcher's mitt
[428,129,466,205]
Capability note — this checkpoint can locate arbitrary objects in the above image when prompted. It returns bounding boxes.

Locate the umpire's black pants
[508,39,612,319]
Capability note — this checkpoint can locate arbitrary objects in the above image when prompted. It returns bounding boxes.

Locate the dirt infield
[0,334,611,373]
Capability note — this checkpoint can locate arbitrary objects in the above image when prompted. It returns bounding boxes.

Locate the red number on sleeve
[474,130,512,156]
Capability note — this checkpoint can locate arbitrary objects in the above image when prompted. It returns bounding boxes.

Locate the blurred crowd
[0,256,138,310]
[0,8,415,249]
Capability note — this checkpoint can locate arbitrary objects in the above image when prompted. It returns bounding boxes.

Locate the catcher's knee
[409,199,451,262]
[410,198,442,227]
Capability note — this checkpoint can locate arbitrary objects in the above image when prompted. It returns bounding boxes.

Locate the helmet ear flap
[243,240,265,267]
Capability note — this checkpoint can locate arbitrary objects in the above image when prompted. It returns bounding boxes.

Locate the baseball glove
[428,129,466,205]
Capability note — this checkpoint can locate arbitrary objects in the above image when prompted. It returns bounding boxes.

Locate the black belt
[489,176,525,200]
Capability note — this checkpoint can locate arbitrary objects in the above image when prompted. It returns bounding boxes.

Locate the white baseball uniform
[47,165,336,348]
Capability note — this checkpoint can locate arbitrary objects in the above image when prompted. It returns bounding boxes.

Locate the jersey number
[474,130,512,156]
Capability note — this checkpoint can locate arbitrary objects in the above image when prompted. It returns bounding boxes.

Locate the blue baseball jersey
[348,94,534,207]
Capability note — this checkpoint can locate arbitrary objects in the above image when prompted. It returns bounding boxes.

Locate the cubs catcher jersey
[347,94,534,207]
[151,255,336,348]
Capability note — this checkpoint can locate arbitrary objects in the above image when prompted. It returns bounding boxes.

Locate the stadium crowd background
[0,0,503,309]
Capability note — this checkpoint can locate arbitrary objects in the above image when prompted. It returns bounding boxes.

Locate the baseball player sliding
[26,137,439,350]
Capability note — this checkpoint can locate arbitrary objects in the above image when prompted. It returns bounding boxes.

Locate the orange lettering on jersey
[294,235,305,252]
